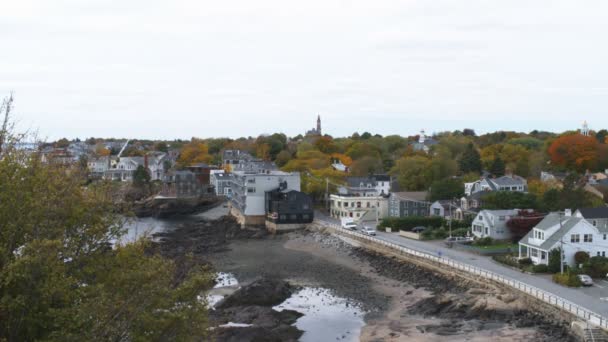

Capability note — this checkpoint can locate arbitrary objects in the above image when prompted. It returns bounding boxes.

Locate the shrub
[473,237,494,246]
[492,255,519,268]
[450,228,469,237]
[532,264,549,273]
[420,228,449,240]
[518,257,533,266]
[574,251,590,265]
[379,216,445,231]
[552,272,582,287]
[547,248,562,273]
[582,256,608,278]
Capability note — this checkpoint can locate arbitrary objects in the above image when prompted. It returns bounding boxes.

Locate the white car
[361,227,376,236]
[578,274,594,286]
[343,222,357,231]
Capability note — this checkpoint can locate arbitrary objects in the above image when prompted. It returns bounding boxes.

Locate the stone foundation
[266,221,308,233]
[229,206,266,228]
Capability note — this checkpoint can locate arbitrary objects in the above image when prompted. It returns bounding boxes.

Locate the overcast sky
[2,1,607,140]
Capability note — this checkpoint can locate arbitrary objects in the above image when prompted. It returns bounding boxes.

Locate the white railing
[315,219,608,330]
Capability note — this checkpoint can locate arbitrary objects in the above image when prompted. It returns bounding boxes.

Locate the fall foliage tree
[0,109,213,341]
[507,210,546,241]
[177,139,213,167]
[548,134,599,172]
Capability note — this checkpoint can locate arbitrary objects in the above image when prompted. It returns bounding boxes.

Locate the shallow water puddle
[206,272,240,308]
[274,287,365,342]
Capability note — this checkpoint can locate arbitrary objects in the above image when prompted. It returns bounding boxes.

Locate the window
[302,204,310,210]
[604,234,607,240]
[499,216,505,221]
[247,187,256,193]
[530,248,538,258]
[541,251,546,260]
[247,178,255,183]
[603,252,606,257]
[366,202,370,208]
[584,234,593,242]
[571,234,580,243]
[593,220,597,227]
[357,202,361,208]
[344,202,348,208]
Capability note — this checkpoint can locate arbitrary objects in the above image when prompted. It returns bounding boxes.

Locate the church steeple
[582,121,590,136]
[317,115,322,135]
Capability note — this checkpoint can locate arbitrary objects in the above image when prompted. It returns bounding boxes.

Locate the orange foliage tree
[548,134,599,172]
[177,139,212,168]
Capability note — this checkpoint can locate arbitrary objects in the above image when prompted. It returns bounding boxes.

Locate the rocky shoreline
[153,213,580,341]
[210,278,304,342]
[133,196,222,218]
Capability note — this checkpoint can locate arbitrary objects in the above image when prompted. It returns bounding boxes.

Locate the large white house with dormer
[518,208,608,266]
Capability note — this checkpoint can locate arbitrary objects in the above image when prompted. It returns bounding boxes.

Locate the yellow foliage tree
[177,139,212,168]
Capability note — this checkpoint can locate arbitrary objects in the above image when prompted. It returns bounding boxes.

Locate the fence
[315,219,608,330]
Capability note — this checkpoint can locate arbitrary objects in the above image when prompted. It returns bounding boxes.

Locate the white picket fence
[316,219,608,330]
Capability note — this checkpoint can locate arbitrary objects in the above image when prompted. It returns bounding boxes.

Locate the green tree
[0,108,213,341]
[155,141,169,152]
[459,143,482,175]
[489,157,505,177]
[349,156,383,176]
[391,156,431,191]
[548,248,562,273]
[275,150,293,167]
[429,178,464,201]
[481,191,538,210]
[133,164,151,185]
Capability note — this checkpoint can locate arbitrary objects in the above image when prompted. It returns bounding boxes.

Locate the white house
[464,175,527,197]
[518,210,608,266]
[338,175,391,197]
[228,170,300,226]
[471,209,520,240]
[330,194,388,223]
[103,153,168,182]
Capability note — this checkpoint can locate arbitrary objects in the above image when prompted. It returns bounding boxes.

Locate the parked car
[411,226,426,233]
[361,227,376,236]
[578,274,594,286]
[343,222,357,231]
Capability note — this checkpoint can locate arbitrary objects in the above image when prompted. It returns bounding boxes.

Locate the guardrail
[315,219,608,330]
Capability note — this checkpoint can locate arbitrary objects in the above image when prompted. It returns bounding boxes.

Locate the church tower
[582,121,590,136]
[317,115,322,135]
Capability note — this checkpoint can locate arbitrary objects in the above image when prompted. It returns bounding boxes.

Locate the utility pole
[448,201,453,238]
[325,177,329,212]
[559,212,564,274]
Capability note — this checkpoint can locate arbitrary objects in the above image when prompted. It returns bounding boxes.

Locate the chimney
[144,154,149,169]
[564,209,572,217]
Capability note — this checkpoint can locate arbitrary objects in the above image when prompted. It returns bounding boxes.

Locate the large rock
[216,278,294,308]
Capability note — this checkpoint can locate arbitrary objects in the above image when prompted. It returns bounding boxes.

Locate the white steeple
[419,130,426,144]
[582,121,590,136]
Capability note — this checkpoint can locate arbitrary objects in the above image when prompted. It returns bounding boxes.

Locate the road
[314,211,608,318]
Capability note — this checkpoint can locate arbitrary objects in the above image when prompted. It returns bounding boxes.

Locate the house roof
[479,209,520,217]
[489,175,526,187]
[520,213,586,250]
[434,200,459,211]
[393,191,428,202]
[577,207,608,219]
[346,174,390,188]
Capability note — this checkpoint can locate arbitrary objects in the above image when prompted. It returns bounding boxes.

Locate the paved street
[314,212,608,318]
